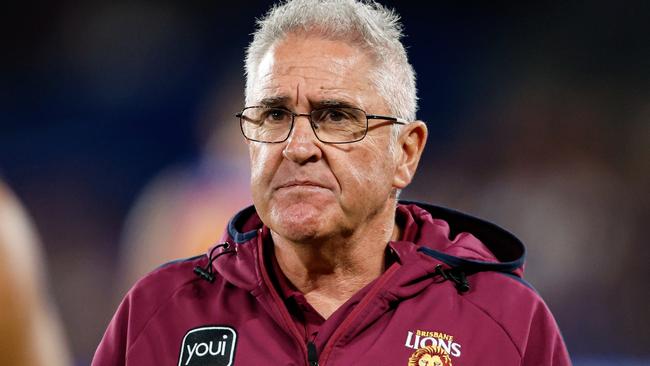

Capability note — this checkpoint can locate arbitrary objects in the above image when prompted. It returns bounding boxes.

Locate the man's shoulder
[122,255,208,314]
[461,270,562,354]
[464,269,547,313]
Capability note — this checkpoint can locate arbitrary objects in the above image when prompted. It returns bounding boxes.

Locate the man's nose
[282,115,322,164]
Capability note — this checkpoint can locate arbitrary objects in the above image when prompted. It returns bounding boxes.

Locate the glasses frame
[236,106,408,144]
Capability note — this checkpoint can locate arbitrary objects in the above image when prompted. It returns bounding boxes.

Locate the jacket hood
[398,201,526,277]
[207,201,526,294]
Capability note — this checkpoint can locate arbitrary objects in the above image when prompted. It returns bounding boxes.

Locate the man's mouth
[276,180,329,190]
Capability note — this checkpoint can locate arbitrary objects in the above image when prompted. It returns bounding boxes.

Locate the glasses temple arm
[366,114,409,125]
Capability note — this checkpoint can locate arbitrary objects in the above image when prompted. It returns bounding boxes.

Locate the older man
[93,1,570,365]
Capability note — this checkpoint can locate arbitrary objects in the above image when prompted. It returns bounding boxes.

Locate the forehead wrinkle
[255,81,367,109]
[286,66,367,87]
[281,57,360,74]
[252,45,381,111]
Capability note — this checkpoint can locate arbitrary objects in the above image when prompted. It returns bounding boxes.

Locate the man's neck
[270,206,401,319]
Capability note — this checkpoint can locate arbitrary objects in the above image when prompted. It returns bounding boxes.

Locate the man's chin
[268,201,333,242]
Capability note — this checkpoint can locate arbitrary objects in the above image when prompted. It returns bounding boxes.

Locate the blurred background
[1,1,648,365]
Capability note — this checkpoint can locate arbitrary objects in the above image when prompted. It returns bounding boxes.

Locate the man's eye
[264,109,290,121]
[321,108,351,123]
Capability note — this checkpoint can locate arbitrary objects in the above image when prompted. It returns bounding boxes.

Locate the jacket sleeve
[91,293,133,366]
[520,299,571,365]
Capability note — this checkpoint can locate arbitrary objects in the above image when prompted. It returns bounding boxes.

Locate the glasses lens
[240,107,293,142]
[310,107,367,143]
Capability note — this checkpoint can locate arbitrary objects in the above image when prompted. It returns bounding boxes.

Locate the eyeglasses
[236,106,408,144]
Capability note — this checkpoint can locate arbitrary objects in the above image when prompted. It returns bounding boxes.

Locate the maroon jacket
[93,202,570,365]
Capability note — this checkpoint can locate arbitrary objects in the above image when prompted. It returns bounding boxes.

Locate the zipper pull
[307,341,319,366]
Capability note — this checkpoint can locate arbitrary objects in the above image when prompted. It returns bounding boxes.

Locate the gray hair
[244,0,418,125]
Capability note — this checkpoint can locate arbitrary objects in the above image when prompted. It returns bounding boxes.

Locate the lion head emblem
[407,345,452,366]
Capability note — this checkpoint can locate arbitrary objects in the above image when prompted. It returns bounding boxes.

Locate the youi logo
[178,326,237,366]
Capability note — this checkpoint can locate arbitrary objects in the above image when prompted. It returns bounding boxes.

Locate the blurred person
[411,80,649,357]
[420,82,637,296]
[115,76,251,295]
[93,1,570,365]
[0,180,71,366]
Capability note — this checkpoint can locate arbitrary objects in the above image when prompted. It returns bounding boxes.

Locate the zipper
[256,233,313,365]
[307,341,319,366]
[318,263,400,365]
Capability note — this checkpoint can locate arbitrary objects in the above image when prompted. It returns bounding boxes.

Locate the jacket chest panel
[318,293,522,365]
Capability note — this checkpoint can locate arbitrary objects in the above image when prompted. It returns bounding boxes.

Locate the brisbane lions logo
[407,345,453,366]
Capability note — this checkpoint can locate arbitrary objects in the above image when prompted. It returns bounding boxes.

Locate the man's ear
[393,121,428,189]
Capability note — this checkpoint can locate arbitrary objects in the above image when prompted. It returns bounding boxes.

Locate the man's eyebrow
[259,96,290,107]
[312,99,359,109]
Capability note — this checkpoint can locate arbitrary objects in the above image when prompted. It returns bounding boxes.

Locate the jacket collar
[211,201,527,292]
